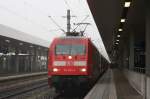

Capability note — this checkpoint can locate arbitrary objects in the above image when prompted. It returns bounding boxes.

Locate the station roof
[0,24,49,47]
[87,0,123,50]
[87,0,145,52]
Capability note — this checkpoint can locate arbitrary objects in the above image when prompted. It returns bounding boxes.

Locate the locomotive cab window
[55,44,86,55]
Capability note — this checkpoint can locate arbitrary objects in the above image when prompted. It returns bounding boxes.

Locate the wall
[124,70,145,96]
[146,77,150,99]
[124,69,150,99]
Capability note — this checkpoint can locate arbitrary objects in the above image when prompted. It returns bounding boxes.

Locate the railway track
[0,82,48,99]
[0,72,57,99]
[0,72,86,99]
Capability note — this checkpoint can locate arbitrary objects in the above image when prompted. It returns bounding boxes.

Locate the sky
[0,0,110,62]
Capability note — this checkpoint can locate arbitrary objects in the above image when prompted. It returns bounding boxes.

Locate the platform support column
[15,48,19,73]
[146,1,150,99]
[146,0,150,77]
[123,44,129,69]
[129,32,134,70]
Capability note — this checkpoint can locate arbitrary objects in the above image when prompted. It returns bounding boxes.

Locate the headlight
[68,56,72,59]
[80,68,87,72]
[74,61,86,66]
[53,68,58,72]
[53,61,66,66]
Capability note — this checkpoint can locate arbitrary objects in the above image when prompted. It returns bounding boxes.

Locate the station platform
[84,69,143,99]
[0,72,47,81]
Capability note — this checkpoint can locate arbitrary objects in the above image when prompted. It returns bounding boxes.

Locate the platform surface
[113,69,143,99]
[84,69,143,99]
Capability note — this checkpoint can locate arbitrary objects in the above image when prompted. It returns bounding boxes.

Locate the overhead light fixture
[121,19,125,22]
[124,2,131,7]
[117,35,121,37]
[118,28,123,31]
[115,42,119,45]
[116,40,119,42]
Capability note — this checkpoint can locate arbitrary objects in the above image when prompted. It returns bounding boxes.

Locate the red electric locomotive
[48,37,104,92]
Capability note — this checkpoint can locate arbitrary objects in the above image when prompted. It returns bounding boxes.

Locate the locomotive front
[48,37,91,91]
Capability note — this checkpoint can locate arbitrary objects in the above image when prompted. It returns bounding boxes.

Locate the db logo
[64,69,75,72]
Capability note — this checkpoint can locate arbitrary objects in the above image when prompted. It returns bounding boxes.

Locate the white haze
[0,0,110,62]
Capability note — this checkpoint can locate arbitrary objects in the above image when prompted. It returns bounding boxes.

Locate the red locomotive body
[48,37,104,91]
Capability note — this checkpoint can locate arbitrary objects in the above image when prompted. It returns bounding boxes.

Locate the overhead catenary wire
[63,0,71,9]
[63,0,91,35]
[72,15,89,32]
[48,16,66,34]
[82,23,90,34]
[0,0,110,62]
[24,0,88,34]
[23,1,67,33]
